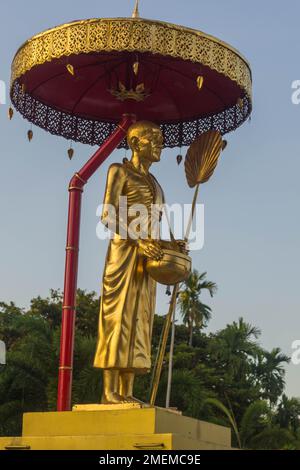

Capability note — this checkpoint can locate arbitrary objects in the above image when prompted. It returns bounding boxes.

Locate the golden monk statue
[93,121,166,404]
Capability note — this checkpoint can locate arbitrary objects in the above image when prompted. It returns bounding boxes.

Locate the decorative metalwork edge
[11,17,252,99]
[11,80,252,148]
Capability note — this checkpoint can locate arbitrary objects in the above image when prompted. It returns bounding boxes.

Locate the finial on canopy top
[132,0,140,18]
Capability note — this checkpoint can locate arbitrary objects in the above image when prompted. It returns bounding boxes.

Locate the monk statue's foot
[101,392,131,404]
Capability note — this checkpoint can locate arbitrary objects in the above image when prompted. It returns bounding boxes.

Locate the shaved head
[127,121,162,150]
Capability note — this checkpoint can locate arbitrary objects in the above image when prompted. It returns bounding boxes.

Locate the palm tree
[255,348,290,405]
[205,398,296,449]
[276,394,300,435]
[178,270,217,346]
[211,318,261,377]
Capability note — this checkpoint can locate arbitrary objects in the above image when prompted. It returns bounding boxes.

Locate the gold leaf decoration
[237,97,243,109]
[197,75,204,90]
[8,107,14,120]
[184,130,223,188]
[176,154,183,165]
[135,83,145,93]
[27,129,33,142]
[68,148,74,160]
[66,64,75,76]
[110,82,150,102]
[133,61,139,75]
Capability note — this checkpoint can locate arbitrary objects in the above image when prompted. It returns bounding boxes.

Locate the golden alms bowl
[146,240,192,285]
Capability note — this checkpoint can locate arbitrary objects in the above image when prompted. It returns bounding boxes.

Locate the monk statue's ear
[130,136,139,152]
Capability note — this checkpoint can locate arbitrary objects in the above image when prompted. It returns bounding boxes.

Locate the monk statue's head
[127,121,163,163]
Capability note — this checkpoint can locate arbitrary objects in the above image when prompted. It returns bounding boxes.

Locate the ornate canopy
[11,17,252,148]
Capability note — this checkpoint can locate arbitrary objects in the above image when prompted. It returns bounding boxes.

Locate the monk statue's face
[128,122,163,163]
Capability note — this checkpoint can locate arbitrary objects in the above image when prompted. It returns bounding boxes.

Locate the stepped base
[0,406,232,450]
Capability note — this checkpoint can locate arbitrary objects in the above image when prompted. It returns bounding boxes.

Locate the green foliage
[205,397,241,448]
[178,270,217,346]
[0,281,298,449]
[204,398,298,450]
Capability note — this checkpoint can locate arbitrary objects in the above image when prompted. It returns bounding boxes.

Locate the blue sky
[0,0,300,397]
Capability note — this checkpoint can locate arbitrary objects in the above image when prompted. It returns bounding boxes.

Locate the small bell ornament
[68,147,74,160]
[197,75,204,90]
[8,107,14,120]
[133,61,139,76]
[27,129,33,142]
[66,64,75,76]
[176,154,183,165]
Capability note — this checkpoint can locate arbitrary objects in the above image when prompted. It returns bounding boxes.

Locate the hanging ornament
[68,142,74,160]
[133,61,139,76]
[165,285,171,296]
[27,129,33,142]
[176,154,183,165]
[222,140,228,151]
[176,146,183,165]
[8,107,14,120]
[68,148,74,159]
[197,75,204,90]
[66,64,75,76]
[237,97,243,110]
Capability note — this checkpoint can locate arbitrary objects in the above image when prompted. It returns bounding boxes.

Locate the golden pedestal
[0,405,232,450]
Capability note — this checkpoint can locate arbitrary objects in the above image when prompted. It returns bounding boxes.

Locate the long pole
[184,183,200,242]
[57,114,136,412]
[165,306,176,408]
[150,283,179,406]
[149,184,201,406]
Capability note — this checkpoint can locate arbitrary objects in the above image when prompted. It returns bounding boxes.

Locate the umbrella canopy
[10,17,252,148]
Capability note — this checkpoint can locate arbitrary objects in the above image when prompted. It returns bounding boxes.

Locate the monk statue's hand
[176,239,189,254]
[137,239,163,261]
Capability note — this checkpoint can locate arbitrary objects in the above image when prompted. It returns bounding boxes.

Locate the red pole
[57,114,136,411]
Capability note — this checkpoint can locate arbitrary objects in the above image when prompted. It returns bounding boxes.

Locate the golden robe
[93,161,164,374]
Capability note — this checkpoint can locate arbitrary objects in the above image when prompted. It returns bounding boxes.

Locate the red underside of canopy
[19,51,243,124]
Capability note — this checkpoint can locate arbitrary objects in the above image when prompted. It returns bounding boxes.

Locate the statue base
[0,405,232,450]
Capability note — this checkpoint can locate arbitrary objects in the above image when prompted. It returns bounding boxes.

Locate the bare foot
[101,392,131,404]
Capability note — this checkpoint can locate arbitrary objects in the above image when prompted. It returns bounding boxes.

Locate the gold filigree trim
[11,17,252,99]
[110,82,150,102]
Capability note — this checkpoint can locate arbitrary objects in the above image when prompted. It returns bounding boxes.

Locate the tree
[29,289,63,329]
[0,288,298,450]
[178,270,217,346]
[0,314,55,435]
[207,318,262,422]
[206,398,296,449]
[276,394,300,435]
[255,348,290,405]
[0,289,101,434]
